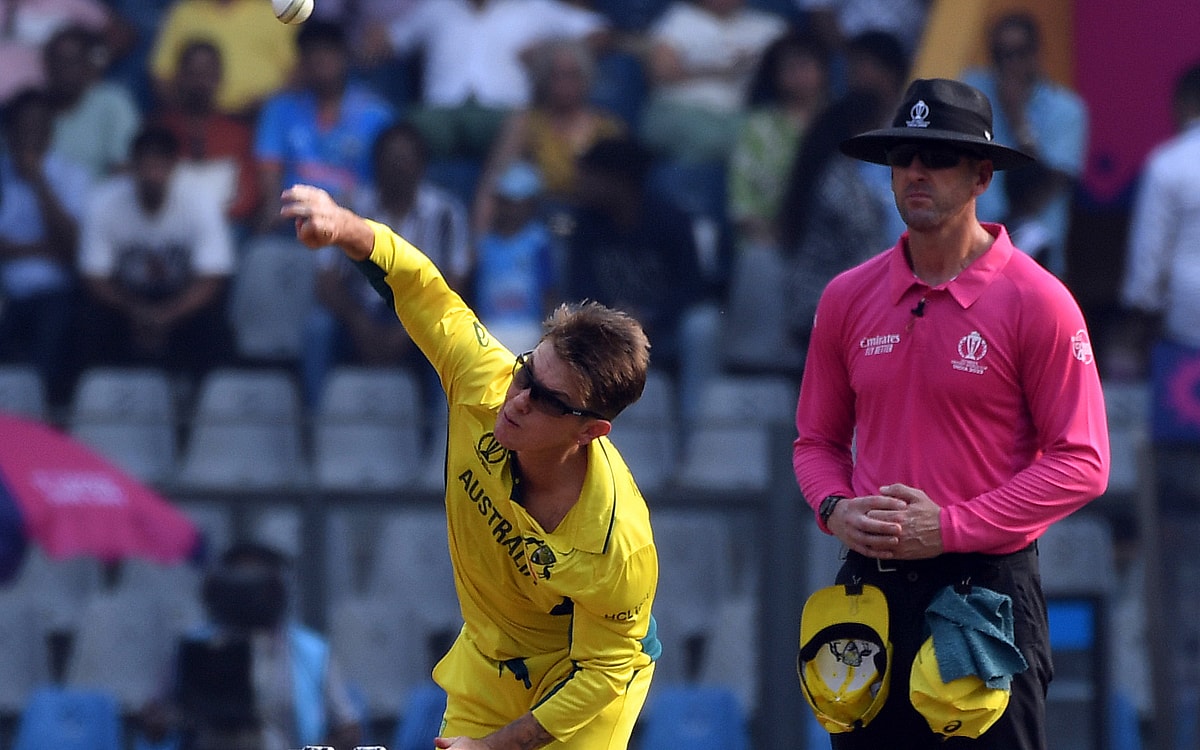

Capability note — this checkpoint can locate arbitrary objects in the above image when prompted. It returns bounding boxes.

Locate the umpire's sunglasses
[512,351,605,419]
[885,144,981,170]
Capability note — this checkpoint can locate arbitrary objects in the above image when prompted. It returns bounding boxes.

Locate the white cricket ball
[273,0,313,24]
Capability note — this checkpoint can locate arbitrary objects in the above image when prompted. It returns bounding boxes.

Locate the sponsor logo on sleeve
[1071,330,1094,365]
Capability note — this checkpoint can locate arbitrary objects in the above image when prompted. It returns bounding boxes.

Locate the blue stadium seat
[13,686,122,750]
[638,684,749,750]
[392,681,448,750]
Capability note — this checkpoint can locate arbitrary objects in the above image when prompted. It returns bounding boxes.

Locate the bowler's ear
[578,419,612,445]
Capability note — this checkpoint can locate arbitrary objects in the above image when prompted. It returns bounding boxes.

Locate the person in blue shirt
[960,12,1087,279]
[0,88,93,406]
[254,20,395,234]
[473,161,559,354]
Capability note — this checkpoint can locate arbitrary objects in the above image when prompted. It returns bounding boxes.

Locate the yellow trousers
[433,634,655,748]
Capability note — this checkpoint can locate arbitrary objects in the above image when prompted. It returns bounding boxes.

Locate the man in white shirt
[78,124,236,380]
[366,0,611,159]
[1117,58,1200,741]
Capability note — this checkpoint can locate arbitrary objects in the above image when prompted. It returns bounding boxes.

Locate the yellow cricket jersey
[363,221,661,743]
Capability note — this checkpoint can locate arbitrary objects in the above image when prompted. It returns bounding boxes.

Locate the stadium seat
[0,365,47,420]
[650,510,737,685]
[313,366,424,491]
[66,589,178,712]
[416,406,451,494]
[637,684,750,750]
[228,235,316,363]
[692,374,798,427]
[69,367,177,485]
[392,681,448,750]
[13,686,122,750]
[177,369,310,491]
[721,246,805,377]
[0,592,51,716]
[173,501,234,562]
[607,369,679,494]
[673,423,775,493]
[369,510,459,627]
[329,595,434,721]
[1100,379,1150,499]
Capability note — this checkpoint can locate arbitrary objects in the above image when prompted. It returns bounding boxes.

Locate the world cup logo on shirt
[952,331,989,375]
[958,331,988,361]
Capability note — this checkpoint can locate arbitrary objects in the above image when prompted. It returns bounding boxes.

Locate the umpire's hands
[279,184,375,260]
[827,484,944,561]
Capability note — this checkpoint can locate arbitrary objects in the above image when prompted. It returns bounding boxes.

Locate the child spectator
[473,161,559,354]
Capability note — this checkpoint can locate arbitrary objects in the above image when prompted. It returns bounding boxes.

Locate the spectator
[473,161,559,354]
[149,0,299,118]
[843,29,910,113]
[43,24,141,179]
[0,88,92,406]
[1001,161,1057,269]
[562,136,721,435]
[0,0,134,104]
[347,0,428,106]
[795,0,928,85]
[254,20,395,234]
[843,29,912,243]
[302,121,469,408]
[141,542,361,750]
[961,11,1088,279]
[640,0,788,165]
[153,39,260,231]
[76,125,236,383]
[1117,60,1200,739]
[471,37,625,237]
[362,0,612,160]
[776,89,891,364]
[728,28,831,254]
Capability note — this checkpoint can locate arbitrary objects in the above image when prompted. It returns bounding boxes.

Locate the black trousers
[829,544,1053,750]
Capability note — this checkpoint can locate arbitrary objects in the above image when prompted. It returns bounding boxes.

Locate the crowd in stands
[0,0,942,426]
[0,0,1180,453]
[7,2,1200,745]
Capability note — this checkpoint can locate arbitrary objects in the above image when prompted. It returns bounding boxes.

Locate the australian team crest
[524,537,558,580]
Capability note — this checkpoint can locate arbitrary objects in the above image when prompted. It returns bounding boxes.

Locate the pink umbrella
[0,413,200,581]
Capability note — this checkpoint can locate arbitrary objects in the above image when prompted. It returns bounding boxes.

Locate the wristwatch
[818,495,846,527]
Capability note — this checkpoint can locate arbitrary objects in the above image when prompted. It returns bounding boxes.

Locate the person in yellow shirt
[281,183,660,750]
[149,0,298,117]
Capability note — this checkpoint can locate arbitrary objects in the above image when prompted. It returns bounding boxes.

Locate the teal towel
[924,585,1029,690]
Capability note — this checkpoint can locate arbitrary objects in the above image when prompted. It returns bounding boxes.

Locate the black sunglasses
[885,144,979,170]
[512,351,604,419]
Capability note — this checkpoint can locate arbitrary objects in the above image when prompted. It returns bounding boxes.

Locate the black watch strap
[818,495,846,527]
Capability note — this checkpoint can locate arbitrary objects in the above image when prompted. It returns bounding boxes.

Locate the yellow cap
[797,584,892,733]
[909,636,1010,738]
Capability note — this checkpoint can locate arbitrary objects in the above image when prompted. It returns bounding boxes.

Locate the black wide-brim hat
[840,78,1035,171]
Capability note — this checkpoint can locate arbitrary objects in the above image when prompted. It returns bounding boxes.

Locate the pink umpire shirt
[793,224,1110,555]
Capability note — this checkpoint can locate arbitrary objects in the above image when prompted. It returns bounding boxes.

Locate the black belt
[845,540,1038,576]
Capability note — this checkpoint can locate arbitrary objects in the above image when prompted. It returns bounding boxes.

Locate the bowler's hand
[867,483,944,560]
[279,184,374,260]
